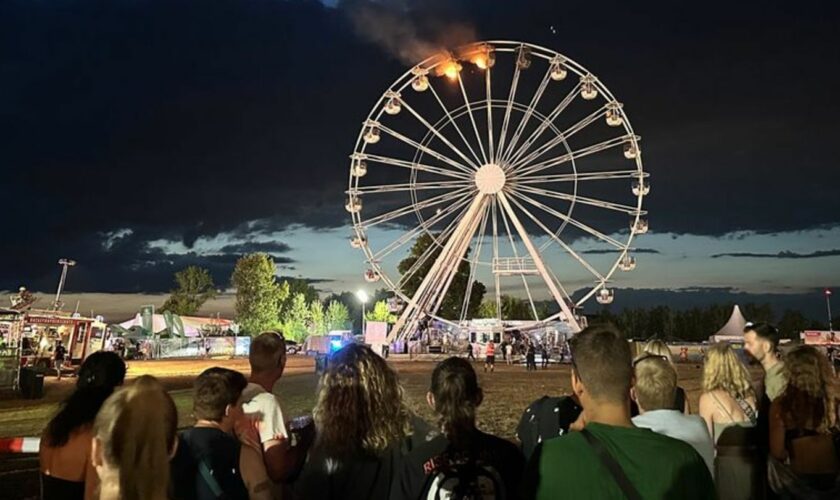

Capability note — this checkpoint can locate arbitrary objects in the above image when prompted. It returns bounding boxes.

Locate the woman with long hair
[768,345,840,497]
[39,351,126,500]
[698,342,762,499]
[395,357,524,499]
[92,375,178,500]
[295,343,412,499]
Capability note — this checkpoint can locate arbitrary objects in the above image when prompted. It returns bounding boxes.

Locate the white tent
[118,313,201,337]
[709,305,748,342]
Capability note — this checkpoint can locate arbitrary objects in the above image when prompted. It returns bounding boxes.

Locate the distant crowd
[37,323,840,499]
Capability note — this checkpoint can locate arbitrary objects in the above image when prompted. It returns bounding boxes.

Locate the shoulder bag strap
[580,429,642,500]
[198,459,226,499]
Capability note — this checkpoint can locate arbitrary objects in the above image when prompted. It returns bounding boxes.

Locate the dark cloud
[581,248,660,255]
[218,241,293,255]
[1,0,838,291]
[711,249,840,259]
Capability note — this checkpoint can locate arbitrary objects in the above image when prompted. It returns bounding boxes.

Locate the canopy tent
[117,314,199,337]
[709,305,748,342]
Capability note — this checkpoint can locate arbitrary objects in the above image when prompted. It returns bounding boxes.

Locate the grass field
[0,357,709,440]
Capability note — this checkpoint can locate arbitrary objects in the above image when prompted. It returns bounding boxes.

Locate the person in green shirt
[521,325,716,500]
[743,322,787,401]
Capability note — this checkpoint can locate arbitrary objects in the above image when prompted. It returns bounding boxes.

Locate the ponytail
[94,376,177,500]
[430,357,482,445]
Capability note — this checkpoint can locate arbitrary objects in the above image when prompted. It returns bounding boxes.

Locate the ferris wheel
[346,41,649,342]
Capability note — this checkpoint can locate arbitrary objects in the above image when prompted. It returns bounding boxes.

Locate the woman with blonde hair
[92,376,178,500]
[699,342,761,499]
[295,343,414,500]
[768,345,840,497]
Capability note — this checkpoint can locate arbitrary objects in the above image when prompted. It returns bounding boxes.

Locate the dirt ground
[0,356,708,440]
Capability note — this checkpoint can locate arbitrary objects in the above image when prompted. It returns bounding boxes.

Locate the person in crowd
[466,340,476,362]
[505,341,513,366]
[171,368,272,500]
[743,322,787,401]
[295,343,413,499]
[640,339,690,413]
[631,355,715,476]
[40,351,126,500]
[484,339,496,373]
[521,325,714,499]
[767,345,840,496]
[394,357,524,499]
[53,339,67,380]
[541,342,550,369]
[240,331,312,484]
[698,342,762,500]
[91,376,178,500]
[525,341,537,372]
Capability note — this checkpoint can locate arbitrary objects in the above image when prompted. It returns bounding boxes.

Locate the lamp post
[826,289,834,333]
[54,258,76,310]
[356,290,369,337]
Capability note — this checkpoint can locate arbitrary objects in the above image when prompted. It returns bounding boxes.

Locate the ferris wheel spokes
[496,196,541,322]
[371,195,474,262]
[378,123,474,176]
[509,104,609,169]
[364,154,472,180]
[393,197,476,291]
[505,193,606,282]
[351,179,468,195]
[399,99,482,171]
[515,135,634,178]
[456,74,489,165]
[362,188,471,228]
[517,169,646,186]
[501,81,582,167]
[428,85,485,168]
[508,190,626,249]
[516,184,642,215]
[497,192,581,331]
[497,65,553,165]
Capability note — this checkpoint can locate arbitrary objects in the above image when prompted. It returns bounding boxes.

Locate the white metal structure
[346,41,649,342]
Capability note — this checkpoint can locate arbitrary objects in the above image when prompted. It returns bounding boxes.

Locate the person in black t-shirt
[171,367,271,500]
[393,357,525,500]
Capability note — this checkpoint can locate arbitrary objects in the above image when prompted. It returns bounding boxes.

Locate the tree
[478,300,498,318]
[278,278,319,318]
[778,309,810,340]
[397,233,486,319]
[309,300,327,336]
[325,300,350,332]
[231,253,288,335]
[282,292,310,342]
[365,300,396,323]
[160,266,216,316]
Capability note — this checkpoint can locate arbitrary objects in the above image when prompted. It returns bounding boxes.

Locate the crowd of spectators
[37,323,840,499]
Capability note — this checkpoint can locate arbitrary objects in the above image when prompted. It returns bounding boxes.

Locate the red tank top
[486,343,495,356]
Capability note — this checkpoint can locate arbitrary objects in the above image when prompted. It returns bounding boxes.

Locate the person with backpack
[393,357,525,500]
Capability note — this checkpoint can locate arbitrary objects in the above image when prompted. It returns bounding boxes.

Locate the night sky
[2,0,839,320]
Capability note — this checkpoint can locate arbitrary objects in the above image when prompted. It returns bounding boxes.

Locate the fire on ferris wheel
[345,41,649,343]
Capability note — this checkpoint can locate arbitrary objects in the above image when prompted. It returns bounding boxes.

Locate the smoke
[343,1,477,66]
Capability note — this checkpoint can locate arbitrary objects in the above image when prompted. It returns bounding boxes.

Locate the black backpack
[515,396,582,460]
[424,455,506,500]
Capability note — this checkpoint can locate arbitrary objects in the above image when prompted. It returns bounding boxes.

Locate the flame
[474,54,489,70]
[440,60,462,80]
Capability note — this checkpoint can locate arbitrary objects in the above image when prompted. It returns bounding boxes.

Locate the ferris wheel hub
[474,163,506,194]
